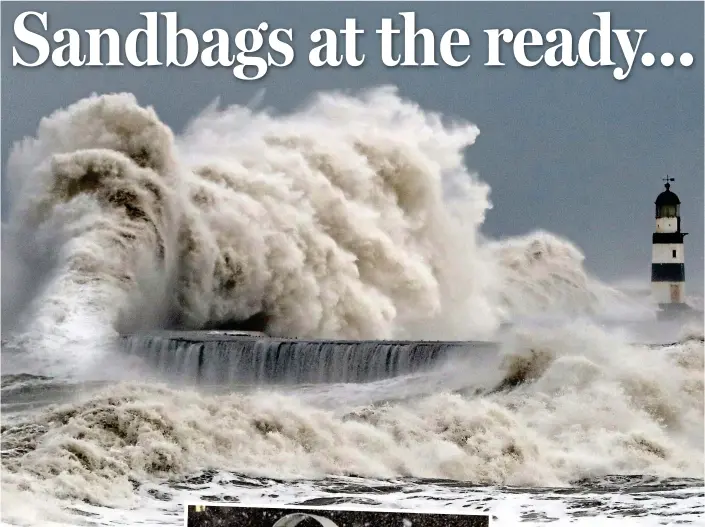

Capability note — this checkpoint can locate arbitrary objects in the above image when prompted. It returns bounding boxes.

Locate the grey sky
[2,1,703,292]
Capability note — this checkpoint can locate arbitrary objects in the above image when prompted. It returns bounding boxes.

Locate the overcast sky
[2,1,703,292]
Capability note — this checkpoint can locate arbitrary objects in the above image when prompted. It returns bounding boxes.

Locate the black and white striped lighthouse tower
[651,176,688,316]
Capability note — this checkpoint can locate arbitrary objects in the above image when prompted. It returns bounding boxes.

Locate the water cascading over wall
[120,332,498,384]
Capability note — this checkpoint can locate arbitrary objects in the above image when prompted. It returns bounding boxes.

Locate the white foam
[1,324,702,521]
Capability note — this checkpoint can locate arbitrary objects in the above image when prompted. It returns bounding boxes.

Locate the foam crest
[489,231,656,321]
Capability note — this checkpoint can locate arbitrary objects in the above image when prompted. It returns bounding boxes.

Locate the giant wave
[2,87,652,372]
[2,88,700,527]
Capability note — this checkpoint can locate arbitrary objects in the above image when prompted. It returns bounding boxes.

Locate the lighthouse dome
[655,183,681,206]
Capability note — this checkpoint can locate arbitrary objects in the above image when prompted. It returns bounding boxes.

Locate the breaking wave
[1,324,702,512]
[3,87,650,365]
[1,87,701,527]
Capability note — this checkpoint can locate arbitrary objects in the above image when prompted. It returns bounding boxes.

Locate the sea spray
[4,89,499,352]
[3,87,646,362]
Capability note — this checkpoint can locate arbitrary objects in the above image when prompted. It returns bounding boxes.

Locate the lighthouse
[651,176,688,316]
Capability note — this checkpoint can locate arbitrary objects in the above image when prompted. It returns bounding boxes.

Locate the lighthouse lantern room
[651,176,688,313]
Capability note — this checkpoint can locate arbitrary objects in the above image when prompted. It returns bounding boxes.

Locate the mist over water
[1,88,702,526]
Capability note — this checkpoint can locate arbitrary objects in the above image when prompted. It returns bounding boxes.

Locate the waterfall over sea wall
[120,332,499,384]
